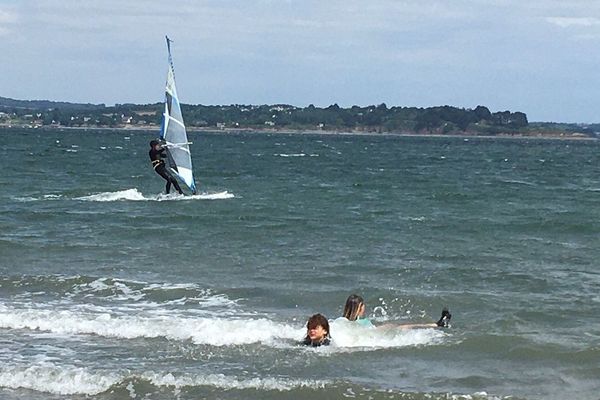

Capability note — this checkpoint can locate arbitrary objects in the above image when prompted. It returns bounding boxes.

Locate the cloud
[546,17,600,28]
[0,8,17,36]
[0,9,16,23]
[2,1,600,121]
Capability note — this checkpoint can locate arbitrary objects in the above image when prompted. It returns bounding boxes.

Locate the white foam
[275,153,305,157]
[274,153,319,157]
[78,278,110,293]
[16,194,63,202]
[7,275,239,315]
[13,196,38,202]
[0,364,328,396]
[142,372,328,391]
[329,318,445,349]
[69,278,239,308]
[0,363,121,395]
[0,303,444,350]
[0,305,302,346]
[75,188,234,202]
[194,191,235,200]
[75,189,146,202]
[143,282,202,291]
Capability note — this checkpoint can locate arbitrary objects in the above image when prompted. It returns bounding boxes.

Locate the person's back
[149,140,165,167]
[148,139,183,195]
[355,317,375,328]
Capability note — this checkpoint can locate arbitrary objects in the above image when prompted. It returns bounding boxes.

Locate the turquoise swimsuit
[356,317,375,328]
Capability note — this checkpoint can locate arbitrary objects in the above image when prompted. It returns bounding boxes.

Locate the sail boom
[167,116,186,129]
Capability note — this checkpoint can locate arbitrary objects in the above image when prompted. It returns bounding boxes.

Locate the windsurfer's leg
[171,177,184,195]
[155,166,172,194]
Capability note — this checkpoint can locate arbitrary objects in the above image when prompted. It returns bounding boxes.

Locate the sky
[1,0,600,122]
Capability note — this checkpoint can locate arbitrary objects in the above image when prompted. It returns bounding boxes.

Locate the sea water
[1,128,599,400]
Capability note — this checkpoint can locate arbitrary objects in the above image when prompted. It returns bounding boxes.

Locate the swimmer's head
[305,313,330,342]
[343,294,365,321]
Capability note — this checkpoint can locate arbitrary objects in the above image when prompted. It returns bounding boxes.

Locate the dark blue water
[1,128,599,399]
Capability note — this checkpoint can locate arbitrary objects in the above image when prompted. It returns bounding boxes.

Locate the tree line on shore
[0,96,597,137]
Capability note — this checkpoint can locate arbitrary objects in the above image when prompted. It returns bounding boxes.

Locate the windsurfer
[149,139,184,195]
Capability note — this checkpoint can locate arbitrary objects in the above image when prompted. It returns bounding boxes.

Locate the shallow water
[1,128,599,399]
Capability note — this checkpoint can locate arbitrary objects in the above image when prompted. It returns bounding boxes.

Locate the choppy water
[1,128,599,400]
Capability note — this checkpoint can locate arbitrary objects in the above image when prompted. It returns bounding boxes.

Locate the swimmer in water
[343,294,451,329]
[301,313,331,347]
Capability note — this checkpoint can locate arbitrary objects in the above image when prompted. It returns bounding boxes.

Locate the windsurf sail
[159,36,197,194]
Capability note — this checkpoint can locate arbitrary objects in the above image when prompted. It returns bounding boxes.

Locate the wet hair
[343,294,364,321]
[306,313,329,331]
[150,139,160,147]
[303,313,330,344]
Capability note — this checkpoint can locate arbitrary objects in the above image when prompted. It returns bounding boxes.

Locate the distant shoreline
[0,124,597,141]
[3,96,598,140]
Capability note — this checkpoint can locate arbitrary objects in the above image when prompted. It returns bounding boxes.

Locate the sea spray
[75,188,234,202]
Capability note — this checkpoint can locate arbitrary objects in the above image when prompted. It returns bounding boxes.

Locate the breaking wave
[0,303,445,349]
[0,363,328,395]
[0,304,301,346]
[0,275,239,311]
[0,363,515,399]
[1,275,447,350]
[0,364,120,395]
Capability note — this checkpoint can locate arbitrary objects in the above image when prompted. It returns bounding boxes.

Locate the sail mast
[159,36,197,194]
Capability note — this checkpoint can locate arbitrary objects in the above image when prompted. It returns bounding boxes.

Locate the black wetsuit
[301,337,331,347]
[149,146,183,195]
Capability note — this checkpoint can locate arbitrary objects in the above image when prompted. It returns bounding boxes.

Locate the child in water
[343,294,451,329]
[302,313,331,347]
